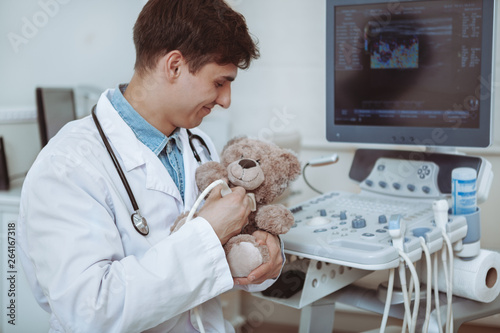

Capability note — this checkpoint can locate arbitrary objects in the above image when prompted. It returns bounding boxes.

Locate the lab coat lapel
[95,90,183,203]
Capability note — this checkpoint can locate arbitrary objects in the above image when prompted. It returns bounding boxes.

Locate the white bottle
[451,167,477,215]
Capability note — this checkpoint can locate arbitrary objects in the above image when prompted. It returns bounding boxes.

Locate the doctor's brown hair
[133,0,259,74]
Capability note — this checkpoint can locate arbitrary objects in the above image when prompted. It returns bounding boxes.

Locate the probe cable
[302,162,323,194]
[186,178,232,333]
[398,250,420,333]
[379,268,395,333]
[186,179,230,223]
[433,252,444,333]
[302,154,339,194]
[419,237,433,333]
[441,232,454,333]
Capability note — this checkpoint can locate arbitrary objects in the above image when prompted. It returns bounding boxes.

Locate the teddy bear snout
[227,158,265,190]
[239,159,257,169]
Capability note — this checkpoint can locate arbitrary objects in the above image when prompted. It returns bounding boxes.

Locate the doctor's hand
[234,231,283,286]
[197,185,252,245]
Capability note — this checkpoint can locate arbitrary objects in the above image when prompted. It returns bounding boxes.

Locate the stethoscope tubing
[91,106,140,212]
[186,129,211,165]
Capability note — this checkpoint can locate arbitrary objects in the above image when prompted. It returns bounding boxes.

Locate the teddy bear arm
[254,204,295,235]
[195,161,229,191]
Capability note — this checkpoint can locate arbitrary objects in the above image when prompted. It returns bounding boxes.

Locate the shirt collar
[110,84,183,155]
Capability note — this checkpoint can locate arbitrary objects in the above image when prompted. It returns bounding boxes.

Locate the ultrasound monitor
[36,87,76,147]
[326,0,496,148]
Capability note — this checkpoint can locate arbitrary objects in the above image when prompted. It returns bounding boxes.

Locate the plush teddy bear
[172,136,301,277]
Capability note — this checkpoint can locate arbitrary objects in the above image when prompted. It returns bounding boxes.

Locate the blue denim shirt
[111,84,185,201]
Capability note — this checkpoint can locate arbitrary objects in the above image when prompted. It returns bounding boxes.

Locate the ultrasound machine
[257,1,499,332]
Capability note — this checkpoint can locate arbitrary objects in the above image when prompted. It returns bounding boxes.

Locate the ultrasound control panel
[281,150,476,270]
[282,191,467,270]
[360,157,440,198]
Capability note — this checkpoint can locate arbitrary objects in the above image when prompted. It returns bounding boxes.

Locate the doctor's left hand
[234,231,283,286]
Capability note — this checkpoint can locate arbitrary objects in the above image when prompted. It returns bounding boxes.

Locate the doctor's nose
[216,84,231,109]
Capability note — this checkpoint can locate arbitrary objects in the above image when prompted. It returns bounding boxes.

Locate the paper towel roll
[426,249,500,303]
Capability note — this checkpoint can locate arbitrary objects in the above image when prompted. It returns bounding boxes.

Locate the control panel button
[393,183,401,190]
[378,181,387,188]
[422,186,431,194]
[365,179,374,187]
[407,184,416,192]
[378,215,387,224]
[352,218,366,229]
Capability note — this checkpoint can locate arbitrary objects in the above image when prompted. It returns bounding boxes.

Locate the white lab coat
[17,89,278,333]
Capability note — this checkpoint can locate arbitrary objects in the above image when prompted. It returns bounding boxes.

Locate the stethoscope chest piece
[132,211,149,236]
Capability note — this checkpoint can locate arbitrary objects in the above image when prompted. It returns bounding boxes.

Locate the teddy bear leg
[224,234,270,278]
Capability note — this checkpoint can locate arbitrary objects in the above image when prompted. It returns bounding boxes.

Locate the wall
[0,0,147,177]
[0,0,144,106]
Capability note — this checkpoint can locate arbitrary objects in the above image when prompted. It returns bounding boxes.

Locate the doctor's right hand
[197,185,252,245]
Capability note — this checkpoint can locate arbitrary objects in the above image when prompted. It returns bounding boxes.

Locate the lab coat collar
[94,89,184,203]
[95,89,147,172]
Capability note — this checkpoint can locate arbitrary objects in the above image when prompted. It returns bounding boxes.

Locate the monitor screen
[36,87,76,147]
[326,0,496,148]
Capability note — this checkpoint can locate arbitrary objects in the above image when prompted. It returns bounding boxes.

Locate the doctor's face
[172,62,237,129]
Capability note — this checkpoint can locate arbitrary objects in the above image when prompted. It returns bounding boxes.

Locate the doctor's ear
[164,50,185,80]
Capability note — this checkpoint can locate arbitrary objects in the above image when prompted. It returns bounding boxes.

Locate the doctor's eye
[215,81,224,88]
[255,159,260,164]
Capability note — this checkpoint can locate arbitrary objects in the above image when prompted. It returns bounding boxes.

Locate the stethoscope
[91,105,212,236]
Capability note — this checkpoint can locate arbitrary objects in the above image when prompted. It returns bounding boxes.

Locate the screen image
[326,0,495,147]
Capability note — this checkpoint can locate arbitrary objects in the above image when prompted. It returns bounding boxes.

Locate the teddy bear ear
[278,149,302,180]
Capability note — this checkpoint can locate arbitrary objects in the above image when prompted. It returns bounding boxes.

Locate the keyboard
[281,190,466,270]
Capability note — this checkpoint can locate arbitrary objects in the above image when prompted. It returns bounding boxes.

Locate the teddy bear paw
[224,234,270,278]
[227,242,264,277]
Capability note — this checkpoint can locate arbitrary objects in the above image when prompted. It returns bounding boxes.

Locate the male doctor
[17,0,284,332]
